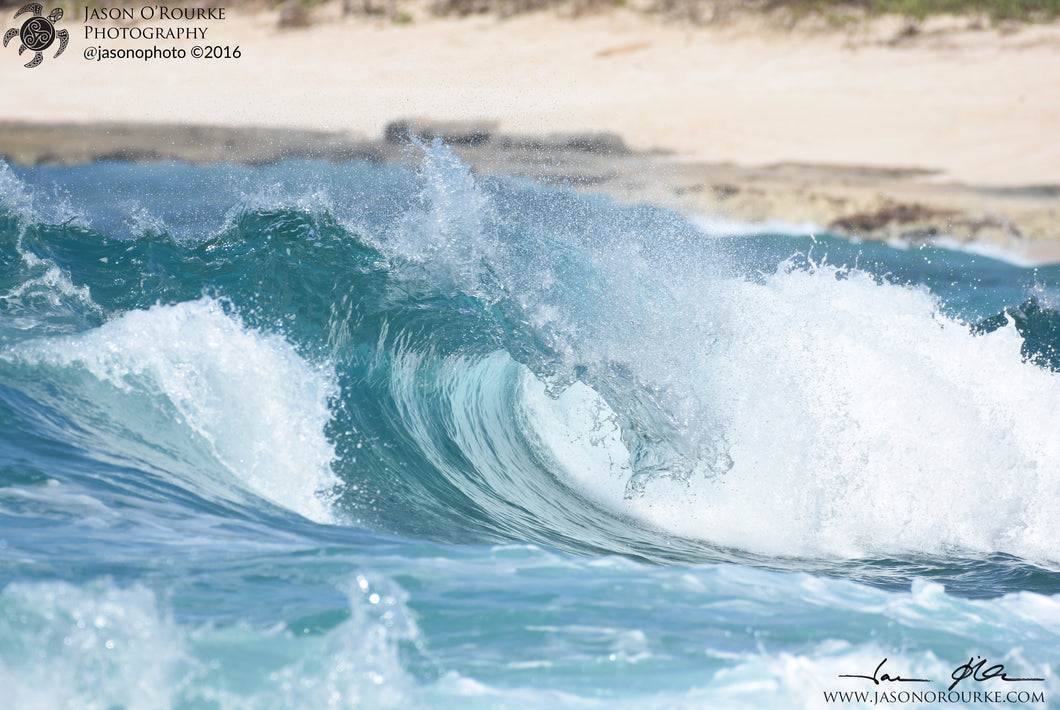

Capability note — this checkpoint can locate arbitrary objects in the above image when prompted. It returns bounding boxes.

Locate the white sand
[3,4,1059,187]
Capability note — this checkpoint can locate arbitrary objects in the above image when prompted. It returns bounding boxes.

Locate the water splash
[5,298,340,523]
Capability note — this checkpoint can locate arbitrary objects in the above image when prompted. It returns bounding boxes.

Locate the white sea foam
[0,160,87,229]
[694,210,1057,268]
[0,161,34,221]
[6,298,340,523]
[0,246,100,317]
[1,164,100,324]
[0,581,185,710]
[694,215,823,239]
[421,567,1059,708]
[0,575,418,709]
[522,263,1060,565]
[2,568,1054,710]
[383,140,499,293]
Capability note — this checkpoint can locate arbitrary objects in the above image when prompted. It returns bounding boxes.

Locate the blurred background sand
[1,1,1058,255]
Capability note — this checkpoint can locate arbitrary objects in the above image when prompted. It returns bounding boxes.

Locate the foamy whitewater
[1,149,1057,708]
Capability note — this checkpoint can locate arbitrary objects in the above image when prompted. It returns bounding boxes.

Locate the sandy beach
[1,1,1059,257]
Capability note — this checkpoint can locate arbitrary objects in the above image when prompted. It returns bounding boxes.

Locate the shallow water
[1,147,1057,708]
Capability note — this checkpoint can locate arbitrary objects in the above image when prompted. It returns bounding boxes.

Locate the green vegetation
[429,0,602,16]
[17,0,1055,22]
[777,0,1060,21]
[428,0,1059,20]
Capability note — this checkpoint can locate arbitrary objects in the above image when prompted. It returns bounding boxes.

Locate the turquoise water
[1,146,1058,708]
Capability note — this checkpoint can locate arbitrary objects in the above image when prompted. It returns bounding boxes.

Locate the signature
[948,656,1045,692]
[839,658,929,685]
[839,657,1044,692]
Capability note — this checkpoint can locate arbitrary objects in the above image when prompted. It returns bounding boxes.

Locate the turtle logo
[4,3,68,68]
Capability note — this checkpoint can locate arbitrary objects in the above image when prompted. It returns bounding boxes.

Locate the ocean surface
[1,145,1058,709]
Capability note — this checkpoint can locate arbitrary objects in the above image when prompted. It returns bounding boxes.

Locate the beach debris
[595,41,651,57]
[276,0,312,28]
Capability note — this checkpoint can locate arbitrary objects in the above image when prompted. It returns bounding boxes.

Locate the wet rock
[384,118,496,146]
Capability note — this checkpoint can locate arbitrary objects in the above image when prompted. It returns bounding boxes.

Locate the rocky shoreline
[3,119,1058,261]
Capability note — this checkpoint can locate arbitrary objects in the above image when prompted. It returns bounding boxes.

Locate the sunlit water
[1,148,1057,708]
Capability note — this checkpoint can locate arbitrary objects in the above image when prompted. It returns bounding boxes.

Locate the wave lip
[522,261,1060,564]
[5,297,340,523]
